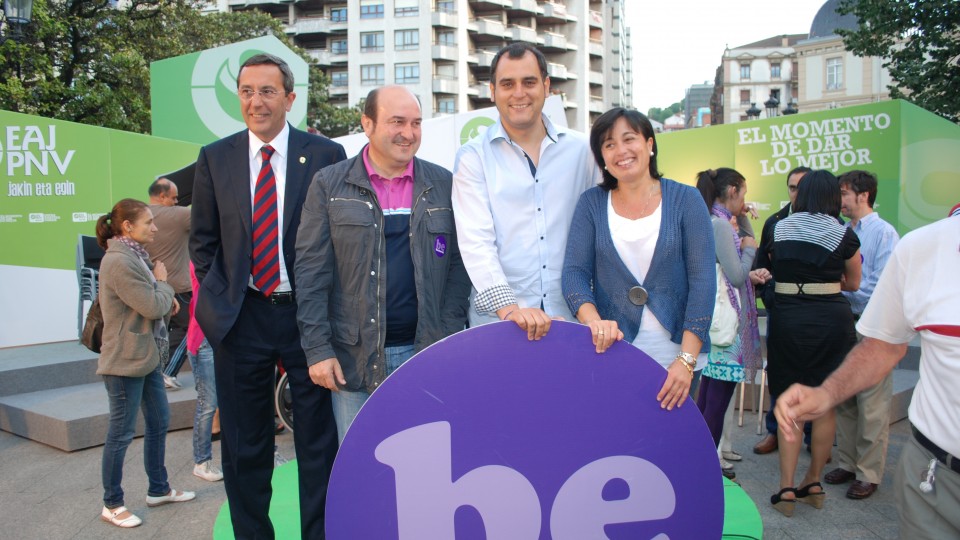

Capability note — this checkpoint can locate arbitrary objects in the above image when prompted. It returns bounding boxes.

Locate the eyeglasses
[238,89,283,101]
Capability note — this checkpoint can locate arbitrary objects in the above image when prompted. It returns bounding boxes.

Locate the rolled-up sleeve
[452,144,517,313]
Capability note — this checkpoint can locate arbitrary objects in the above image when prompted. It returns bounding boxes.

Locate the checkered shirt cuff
[474,284,518,315]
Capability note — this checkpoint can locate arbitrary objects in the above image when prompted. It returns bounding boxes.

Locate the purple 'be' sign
[326,321,724,539]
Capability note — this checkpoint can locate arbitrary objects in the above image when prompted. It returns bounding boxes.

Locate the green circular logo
[460,117,495,145]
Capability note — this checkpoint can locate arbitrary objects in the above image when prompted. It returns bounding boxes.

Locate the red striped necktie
[252,145,280,296]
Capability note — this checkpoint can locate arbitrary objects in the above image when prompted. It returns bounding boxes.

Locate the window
[739,89,750,105]
[739,63,751,80]
[360,0,384,19]
[395,63,420,84]
[361,64,385,86]
[437,30,455,46]
[437,97,455,114]
[331,39,348,54]
[770,89,781,102]
[331,72,348,87]
[361,31,384,53]
[330,7,347,22]
[771,62,781,79]
[395,29,419,51]
[395,0,418,16]
[827,58,843,90]
[435,1,454,13]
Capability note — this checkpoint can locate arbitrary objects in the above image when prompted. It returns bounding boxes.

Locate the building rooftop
[809,0,859,39]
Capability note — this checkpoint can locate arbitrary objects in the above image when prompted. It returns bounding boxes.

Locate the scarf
[117,235,169,366]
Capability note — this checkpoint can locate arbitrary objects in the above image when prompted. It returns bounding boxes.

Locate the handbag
[81,297,104,353]
[709,263,740,347]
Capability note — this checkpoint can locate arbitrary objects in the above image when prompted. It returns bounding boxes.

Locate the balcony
[432,44,459,62]
[291,16,348,35]
[540,32,568,52]
[588,10,603,28]
[432,10,458,28]
[507,24,538,43]
[468,0,511,9]
[307,49,348,67]
[329,86,348,97]
[546,62,568,80]
[509,0,539,15]
[470,83,492,100]
[589,98,605,113]
[589,70,603,85]
[589,39,603,57]
[433,77,459,94]
[538,2,576,23]
[473,48,496,68]
[470,17,507,40]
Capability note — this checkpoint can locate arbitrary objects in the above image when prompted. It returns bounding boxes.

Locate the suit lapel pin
[299,156,306,164]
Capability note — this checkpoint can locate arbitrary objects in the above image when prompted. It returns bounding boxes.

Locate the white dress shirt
[452,115,601,325]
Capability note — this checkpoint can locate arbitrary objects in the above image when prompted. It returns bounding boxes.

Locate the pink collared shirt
[362,146,415,212]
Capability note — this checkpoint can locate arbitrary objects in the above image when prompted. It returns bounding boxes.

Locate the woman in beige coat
[95,198,194,528]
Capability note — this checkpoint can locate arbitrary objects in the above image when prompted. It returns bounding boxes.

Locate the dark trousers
[215,294,338,540]
[696,375,737,447]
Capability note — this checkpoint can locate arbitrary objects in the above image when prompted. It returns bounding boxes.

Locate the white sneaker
[163,374,182,390]
[721,450,743,462]
[719,458,735,471]
[101,506,142,528]
[193,461,224,482]
[146,488,196,507]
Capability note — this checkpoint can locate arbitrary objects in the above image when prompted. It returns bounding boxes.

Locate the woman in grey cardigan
[95,199,194,528]
[562,108,715,411]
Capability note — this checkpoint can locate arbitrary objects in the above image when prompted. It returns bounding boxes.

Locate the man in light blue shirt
[825,170,900,500]
[452,43,601,340]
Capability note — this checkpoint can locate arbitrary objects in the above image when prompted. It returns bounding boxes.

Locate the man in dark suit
[190,53,345,540]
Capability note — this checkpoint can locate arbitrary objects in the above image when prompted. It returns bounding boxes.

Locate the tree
[0,0,359,135]
[647,100,685,124]
[838,0,960,122]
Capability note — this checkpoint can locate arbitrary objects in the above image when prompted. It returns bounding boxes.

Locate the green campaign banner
[151,35,309,145]
[656,100,960,235]
[0,109,200,270]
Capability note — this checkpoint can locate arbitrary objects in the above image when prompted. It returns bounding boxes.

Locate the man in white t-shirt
[775,209,960,537]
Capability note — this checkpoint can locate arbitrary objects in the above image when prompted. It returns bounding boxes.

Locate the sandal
[101,506,142,528]
[797,481,826,509]
[770,487,797,517]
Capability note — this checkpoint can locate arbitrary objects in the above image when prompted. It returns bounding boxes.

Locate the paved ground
[0,407,906,539]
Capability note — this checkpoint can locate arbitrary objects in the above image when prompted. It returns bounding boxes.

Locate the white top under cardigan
[607,195,706,371]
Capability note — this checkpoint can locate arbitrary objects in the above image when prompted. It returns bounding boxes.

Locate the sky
[624,0,830,113]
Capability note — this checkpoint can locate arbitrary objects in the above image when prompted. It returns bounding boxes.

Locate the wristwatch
[675,352,697,370]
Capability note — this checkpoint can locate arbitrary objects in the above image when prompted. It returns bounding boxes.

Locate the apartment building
[205,0,633,131]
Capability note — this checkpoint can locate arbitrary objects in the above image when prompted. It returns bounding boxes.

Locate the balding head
[148,178,179,207]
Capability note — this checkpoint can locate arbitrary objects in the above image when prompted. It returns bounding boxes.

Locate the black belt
[912,424,960,474]
[247,287,295,305]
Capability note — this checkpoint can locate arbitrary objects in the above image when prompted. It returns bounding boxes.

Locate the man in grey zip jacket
[295,86,471,443]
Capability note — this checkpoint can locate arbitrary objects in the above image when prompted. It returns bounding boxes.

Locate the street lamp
[764,96,780,118]
[746,102,761,121]
[782,100,799,115]
[1,0,33,44]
